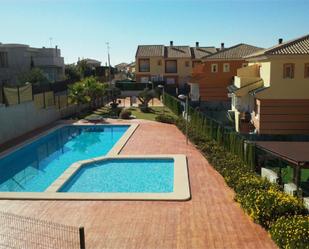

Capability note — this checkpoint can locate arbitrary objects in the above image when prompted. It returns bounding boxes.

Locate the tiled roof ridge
[265,33,309,55]
[202,43,245,59]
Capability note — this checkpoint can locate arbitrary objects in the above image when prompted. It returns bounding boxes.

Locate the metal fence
[0,211,85,249]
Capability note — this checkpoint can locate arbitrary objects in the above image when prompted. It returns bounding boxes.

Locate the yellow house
[135,41,216,86]
[229,34,309,134]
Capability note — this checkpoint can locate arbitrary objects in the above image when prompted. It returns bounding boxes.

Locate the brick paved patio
[0,120,277,249]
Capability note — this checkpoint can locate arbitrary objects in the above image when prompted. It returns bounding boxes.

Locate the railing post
[79,227,86,249]
[43,91,46,108]
[17,86,20,104]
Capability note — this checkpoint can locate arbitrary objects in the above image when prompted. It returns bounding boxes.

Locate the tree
[77,60,95,78]
[65,64,81,81]
[84,77,108,109]
[107,86,121,108]
[18,68,50,85]
[138,88,156,112]
[68,76,108,110]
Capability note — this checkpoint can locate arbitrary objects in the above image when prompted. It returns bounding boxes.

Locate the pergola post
[294,165,301,198]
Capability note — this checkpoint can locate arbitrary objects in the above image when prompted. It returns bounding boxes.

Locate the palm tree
[68,76,108,113]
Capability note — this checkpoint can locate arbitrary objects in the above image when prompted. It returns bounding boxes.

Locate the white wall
[0,101,60,144]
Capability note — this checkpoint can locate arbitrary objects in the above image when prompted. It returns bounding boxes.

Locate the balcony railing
[237,64,260,78]
[234,76,262,88]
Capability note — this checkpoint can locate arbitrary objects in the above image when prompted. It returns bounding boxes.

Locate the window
[223,63,230,72]
[138,59,150,72]
[185,61,190,67]
[211,64,218,73]
[165,60,177,73]
[283,63,295,79]
[157,60,162,66]
[242,63,248,68]
[0,52,8,68]
[305,63,309,78]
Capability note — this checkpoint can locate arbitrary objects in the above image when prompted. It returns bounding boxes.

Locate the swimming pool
[0,125,129,192]
[59,158,174,193]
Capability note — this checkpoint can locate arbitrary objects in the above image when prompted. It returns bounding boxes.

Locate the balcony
[234,76,261,88]
[234,64,261,88]
[237,64,260,78]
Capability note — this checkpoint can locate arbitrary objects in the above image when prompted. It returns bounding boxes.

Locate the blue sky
[1,0,308,65]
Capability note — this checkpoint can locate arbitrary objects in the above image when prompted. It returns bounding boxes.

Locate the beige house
[0,43,65,85]
[135,41,216,86]
[229,34,309,134]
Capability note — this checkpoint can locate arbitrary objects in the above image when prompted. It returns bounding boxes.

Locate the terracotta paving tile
[0,121,277,248]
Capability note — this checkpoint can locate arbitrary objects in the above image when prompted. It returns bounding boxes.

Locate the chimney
[278,38,283,44]
[55,45,58,56]
[170,41,173,46]
[221,43,225,50]
[196,42,199,47]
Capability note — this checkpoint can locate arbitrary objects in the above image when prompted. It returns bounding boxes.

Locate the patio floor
[0,120,277,249]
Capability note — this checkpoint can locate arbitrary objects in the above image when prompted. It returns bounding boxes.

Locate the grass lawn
[126,106,177,121]
[86,105,177,122]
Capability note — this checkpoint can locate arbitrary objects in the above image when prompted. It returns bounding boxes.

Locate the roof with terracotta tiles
[165,46,192,58]
[191,47,217,59]
[136,44,216,59]
[135,45,165,57]
[203,43,263,60]
[245,34,309,58]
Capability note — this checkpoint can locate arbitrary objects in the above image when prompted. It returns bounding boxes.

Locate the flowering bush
[269,215,309,249]
[233,174,276,196]
[237,187,306,229]
[173,114,309,247]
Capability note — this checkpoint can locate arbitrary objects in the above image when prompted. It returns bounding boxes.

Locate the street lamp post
[178,94,189,145]
[106,42,111,86]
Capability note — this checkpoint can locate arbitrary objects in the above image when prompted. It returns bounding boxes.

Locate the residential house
[0,43,65,85]
[135,41,216,86]
[189,43,262,102]
[126,62,136,74]
[115,62,128,72]
[78,58,101,69]
[229,34,309,134]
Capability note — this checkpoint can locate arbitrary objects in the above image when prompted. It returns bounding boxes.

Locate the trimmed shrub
[163,93,182,115]
[237,187,306,229]
[270,215,309,249]
[155,114,176,124]
[119,109,132,119]
[233,174,276,196]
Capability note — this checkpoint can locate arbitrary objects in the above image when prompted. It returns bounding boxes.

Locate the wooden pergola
[255,141,309,195]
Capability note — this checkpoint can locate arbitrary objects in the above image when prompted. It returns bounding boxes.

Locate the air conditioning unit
[284,183,297,196]
[261,167,278,183]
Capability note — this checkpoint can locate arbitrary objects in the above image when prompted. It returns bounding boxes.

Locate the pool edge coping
[0,122,191,201]
[0,155,190,201]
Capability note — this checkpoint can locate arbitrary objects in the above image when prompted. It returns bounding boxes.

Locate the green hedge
[155,114,176,124]
[162,93,182,115]
[173,111,308,249]
[115,82,149,91]
[270,215,309,249]
[237,187,306,229]
[163,93,255,168]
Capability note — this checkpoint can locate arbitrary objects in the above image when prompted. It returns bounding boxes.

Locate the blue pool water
[0,125,128,192]
[59,159,174,193]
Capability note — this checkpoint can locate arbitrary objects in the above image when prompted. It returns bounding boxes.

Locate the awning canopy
[255,141,309,168]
